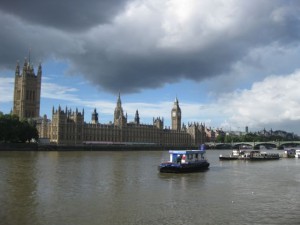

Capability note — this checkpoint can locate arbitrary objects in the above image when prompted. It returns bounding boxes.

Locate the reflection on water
[0,152,39,225]
[0,150,299,225]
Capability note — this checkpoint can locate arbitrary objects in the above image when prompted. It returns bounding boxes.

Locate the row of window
[15,90,37,102]
[26,90,36,101]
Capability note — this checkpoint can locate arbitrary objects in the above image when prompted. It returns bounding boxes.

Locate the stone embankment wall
[0,143,195,151]
[0,143,38,151]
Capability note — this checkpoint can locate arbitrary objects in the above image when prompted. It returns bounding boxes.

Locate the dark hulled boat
[158,150,209,173]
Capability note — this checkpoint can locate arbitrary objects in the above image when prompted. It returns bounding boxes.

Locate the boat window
[172,154,176,162]
[176,155,182,163]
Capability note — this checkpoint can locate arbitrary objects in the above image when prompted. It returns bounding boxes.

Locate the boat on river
[282,148,296,158]
[158,150,209,173]
[250,151,280,160]
[219,149,240,160]
[239,150,280,160]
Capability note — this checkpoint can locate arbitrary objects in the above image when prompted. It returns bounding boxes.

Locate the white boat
[219,149,240,160]
[283,148,296,158]
[249,151,280,160]
[238,150,252,160]
[295,150,300,158]
[238,150,279,160]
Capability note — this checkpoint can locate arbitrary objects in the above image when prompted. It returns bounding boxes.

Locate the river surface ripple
[0,150,299,225]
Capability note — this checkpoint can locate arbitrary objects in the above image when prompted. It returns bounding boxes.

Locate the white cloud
[217,70,300,132]
[0,77,14,103]
[159,0,239,50]
[1,0,300,94]
[42,82,79,101]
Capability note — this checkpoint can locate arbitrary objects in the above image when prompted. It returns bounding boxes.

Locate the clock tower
[171,97,181,131]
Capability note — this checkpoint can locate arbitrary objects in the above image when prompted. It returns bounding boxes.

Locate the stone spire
[15,61,20,76]
[114,93,126,126]
[117,92,122,108]
[37,62,42,77]
[92,108,98,124]
[134,110,140,125]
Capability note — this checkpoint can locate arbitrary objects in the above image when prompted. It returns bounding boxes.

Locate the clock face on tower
[178,112,181,117]
[172,111,176,117]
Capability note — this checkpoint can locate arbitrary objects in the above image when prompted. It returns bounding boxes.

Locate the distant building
[205,127,216,142]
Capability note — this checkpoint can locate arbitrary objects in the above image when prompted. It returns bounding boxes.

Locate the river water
[0,150,299,225]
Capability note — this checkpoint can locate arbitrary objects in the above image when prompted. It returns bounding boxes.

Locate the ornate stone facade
[171,97,181,131]
[37,96,206,147]
[11,58,206,147]
[13,58,42,119]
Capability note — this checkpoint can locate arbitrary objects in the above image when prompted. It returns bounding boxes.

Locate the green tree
[0,114,39,143]
[0,114,19,142]
[216,134,224,143]
[224,134,232,143]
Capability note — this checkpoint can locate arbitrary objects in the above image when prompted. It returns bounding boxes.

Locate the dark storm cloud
[70,45,237,93]
[0,0,129,31]
[0,0,129,71]
[64,0,300,93]
[1,0,300,93]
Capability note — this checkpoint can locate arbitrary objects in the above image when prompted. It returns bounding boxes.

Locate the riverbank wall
[0,143,198,151]
[0,143,38,151]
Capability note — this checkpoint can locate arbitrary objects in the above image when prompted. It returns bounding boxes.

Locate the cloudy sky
[1,0,300,134]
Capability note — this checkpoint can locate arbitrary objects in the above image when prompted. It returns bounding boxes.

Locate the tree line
[0,113,38,143]
[215,132,300,143]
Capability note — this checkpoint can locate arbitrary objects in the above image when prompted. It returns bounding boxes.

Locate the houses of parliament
[12,58,212,147]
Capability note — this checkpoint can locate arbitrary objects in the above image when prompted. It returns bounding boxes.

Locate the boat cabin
[239,150,259,159]
[232,150,241,156]
[168,150,206,164]
[284,149,296,158]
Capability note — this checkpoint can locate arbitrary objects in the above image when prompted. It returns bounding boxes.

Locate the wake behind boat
[158,150,209,173]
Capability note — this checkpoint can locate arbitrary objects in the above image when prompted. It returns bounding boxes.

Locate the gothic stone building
[37,95,206,147]
[13,58,42,119]
[11,58,206,147]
